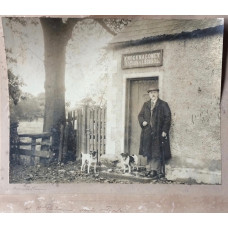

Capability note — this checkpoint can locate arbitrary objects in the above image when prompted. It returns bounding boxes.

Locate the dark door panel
[127,77,158,166]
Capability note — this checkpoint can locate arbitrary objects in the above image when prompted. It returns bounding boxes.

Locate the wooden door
[126,77,158,166]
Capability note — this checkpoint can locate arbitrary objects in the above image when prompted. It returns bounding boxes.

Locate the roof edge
[107,24,224,50]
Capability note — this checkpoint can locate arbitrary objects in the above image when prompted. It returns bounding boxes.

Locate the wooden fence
[67,105,106,161]
[10,105,106,164]
[10,132,53,165]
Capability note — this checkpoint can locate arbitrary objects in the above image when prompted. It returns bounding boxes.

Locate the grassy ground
[18,118,44,134]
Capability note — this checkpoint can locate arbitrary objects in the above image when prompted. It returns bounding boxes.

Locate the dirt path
[9,161,176,184]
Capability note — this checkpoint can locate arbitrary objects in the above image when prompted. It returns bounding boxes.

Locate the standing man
[138,86,171,179]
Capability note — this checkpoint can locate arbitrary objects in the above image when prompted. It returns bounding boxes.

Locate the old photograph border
[0,15,228,212]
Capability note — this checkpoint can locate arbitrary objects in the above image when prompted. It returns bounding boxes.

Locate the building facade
[104,19,224,184]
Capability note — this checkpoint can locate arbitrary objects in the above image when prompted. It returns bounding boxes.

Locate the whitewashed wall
[106,33,223,184]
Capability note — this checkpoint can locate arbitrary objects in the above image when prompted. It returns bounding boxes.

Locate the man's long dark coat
[138,98,171,161]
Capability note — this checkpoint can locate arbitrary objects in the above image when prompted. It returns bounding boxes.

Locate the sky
[2,18,113,108]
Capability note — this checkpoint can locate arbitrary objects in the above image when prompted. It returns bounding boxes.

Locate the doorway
[125,77,159,165]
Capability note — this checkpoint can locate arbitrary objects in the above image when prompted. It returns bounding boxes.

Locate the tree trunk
[40,18,75,156]
[41,19,67,133]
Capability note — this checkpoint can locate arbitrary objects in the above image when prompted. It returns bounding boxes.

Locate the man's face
[149,91,159,101]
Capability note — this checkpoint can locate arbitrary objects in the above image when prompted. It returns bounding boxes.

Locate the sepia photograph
[2,17,224,185]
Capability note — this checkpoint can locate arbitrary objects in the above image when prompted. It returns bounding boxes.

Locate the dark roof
[110,19,224,45]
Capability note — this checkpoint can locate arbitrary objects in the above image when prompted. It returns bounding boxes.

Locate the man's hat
[147,86,159,93]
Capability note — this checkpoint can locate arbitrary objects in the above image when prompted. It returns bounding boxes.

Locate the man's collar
[151,98,158,104]
[146,98,160,107]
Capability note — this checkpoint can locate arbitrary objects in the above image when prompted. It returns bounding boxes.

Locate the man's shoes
[145,171,165,179]
[149,170,158,180]
[145,171,152,177]
[157,173,165,179]
[143,170,166,180]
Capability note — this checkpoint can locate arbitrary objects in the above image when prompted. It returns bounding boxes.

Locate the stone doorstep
[97,165,215,185]
[98,169,215,185]
[165,167,221,185]
[99,171,154,183]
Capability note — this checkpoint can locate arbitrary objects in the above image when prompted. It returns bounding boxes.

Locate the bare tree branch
[94,19,117,36]
[41,17,129,41]
[63,18,83,41]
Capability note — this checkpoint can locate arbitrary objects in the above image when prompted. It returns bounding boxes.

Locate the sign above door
[122,50,163,69]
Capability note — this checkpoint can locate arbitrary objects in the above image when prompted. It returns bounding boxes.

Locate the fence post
[101,107,106,155]
[16,133,20,164]
[98,108,101,161]
[104,107,106,154]
[49,135,53,158]
[91,107,94,152]
[73,110,76,129]
[94,107,98,153]
[30,137,36,165]
[76,110,81,159]
[81,105,86,153]
[79,109,82,157]
[40,135,50,163]
[86,106,90,154]
[62,123,69,161]
[58,124,64,162]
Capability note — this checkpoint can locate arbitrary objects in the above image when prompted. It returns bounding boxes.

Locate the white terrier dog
[120,153,139,173]
[81,151,97,174]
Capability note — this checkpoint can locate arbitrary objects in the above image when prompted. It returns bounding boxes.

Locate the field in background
[18,118,43,134]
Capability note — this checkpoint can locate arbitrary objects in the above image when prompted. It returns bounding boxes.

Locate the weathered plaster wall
[106,33,223,184]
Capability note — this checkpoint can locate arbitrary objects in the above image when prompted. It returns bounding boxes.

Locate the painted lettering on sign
[122,50,163,69]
